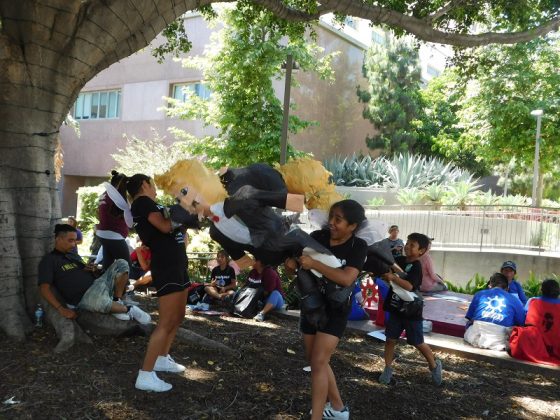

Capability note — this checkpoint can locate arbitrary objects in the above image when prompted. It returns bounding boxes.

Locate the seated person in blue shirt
[464,272,525,350]
[500,260,527,305]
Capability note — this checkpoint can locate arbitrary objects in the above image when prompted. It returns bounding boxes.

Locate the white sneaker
[323,404,350,419]
[112,312,130,321]
[135,370,172,392]
[128,305,151,324]
[254,312,265,322]
[154,355,186,373]
[310,402,331,416]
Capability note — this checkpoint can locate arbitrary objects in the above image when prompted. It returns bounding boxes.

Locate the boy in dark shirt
[379,233,442,386]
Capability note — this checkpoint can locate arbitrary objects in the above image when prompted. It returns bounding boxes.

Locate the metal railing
[365,205,560,253]
[297,205,560,254]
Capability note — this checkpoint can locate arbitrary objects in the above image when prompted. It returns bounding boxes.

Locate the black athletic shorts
[151,264,189,297]
[299,301,351,339]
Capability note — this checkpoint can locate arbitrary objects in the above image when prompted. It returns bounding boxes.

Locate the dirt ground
[1,296,559,420]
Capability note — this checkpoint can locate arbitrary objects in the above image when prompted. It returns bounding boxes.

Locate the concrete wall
[430,249,560,286]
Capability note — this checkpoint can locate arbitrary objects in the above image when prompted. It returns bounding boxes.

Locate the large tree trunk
[0,0,203,340]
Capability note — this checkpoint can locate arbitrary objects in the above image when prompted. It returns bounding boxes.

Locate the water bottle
[35,304,44,327]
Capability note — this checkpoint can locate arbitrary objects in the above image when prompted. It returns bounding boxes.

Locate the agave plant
[496,194,530,210]
[423,183,446,204]
[441,180,481,207]
[385,153,430,189]
[367,196,386,207]
[541,199,560,209]
[396,187,425,205]
[324,152,475,190]
[472,190,499,206]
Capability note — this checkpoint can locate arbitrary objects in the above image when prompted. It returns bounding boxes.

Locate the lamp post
[530,109,543,207]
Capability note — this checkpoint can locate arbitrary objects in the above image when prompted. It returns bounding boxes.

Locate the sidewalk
[278,309,560,378]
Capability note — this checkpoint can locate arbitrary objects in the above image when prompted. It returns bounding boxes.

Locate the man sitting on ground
[38,224,151,324]
[464,272,525,350]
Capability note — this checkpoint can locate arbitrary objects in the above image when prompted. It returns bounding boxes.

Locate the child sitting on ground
[509,279,560,365]
[378,233,443,386]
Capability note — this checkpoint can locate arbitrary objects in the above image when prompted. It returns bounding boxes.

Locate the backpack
[231,286,264,318]
[186,283,206,305]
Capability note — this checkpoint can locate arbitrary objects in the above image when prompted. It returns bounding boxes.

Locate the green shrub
[76,185,104,231]
[522,272,542,298]
[367,196,386,207]
[445,273,488,294]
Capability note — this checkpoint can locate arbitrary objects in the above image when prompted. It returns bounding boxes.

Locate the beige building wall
[59,14,445,216]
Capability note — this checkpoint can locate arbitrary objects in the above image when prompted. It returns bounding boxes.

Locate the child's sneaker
[322,404,349,420]
[431,359,443,386]
[254,312,265,322]
[378,366,393,385]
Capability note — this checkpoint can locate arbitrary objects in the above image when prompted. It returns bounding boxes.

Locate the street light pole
[530,109,543,207]
[280,54,293,165]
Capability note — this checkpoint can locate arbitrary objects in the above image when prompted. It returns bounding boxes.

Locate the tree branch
[254,0,560,47]
[426,0,464,23]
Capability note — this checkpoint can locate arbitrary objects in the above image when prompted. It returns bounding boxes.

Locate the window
[171,83,211,102]
[426,65,441,78]
[372,31,385,45]
[73,89,120,120]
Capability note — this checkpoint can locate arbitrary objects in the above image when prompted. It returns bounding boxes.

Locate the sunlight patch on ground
[95,401,145,418]
[216,316,281,329]
[185,366,218,382]
[512,396,560,418]
[346,337,364,344]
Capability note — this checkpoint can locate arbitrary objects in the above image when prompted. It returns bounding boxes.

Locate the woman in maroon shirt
[96,170,131,270]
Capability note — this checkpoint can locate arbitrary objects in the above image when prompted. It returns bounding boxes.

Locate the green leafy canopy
[166,4,337,167]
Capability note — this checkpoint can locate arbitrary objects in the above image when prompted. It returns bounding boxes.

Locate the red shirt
[247,266,285,297]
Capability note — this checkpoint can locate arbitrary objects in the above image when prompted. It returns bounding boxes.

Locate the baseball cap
[501,260,517,272]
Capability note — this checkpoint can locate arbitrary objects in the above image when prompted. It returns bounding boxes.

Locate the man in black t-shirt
[204,250,237,302]
[38,224,150,323]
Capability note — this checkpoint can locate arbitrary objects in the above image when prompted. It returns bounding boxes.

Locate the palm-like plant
[423,183,446,205]
[441,180,481,208]
[397,187,425,205]
[472,190,499,206]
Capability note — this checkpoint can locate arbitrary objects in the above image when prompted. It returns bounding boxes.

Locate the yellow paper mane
[155,157,341,211]
[154,159,227,205]
[275,157,342,210]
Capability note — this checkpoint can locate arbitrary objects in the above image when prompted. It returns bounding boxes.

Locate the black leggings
[99,237,131,271]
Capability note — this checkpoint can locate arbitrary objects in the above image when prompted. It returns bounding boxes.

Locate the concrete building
[59,13,448,216]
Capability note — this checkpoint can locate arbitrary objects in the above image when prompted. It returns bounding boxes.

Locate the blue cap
[501,260,517,272]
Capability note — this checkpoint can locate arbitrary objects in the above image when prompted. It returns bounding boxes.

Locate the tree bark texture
[0,0,558,340]
[0,0,207,339]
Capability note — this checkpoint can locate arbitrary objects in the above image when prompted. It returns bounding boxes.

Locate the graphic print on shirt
[482,296,507,322]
